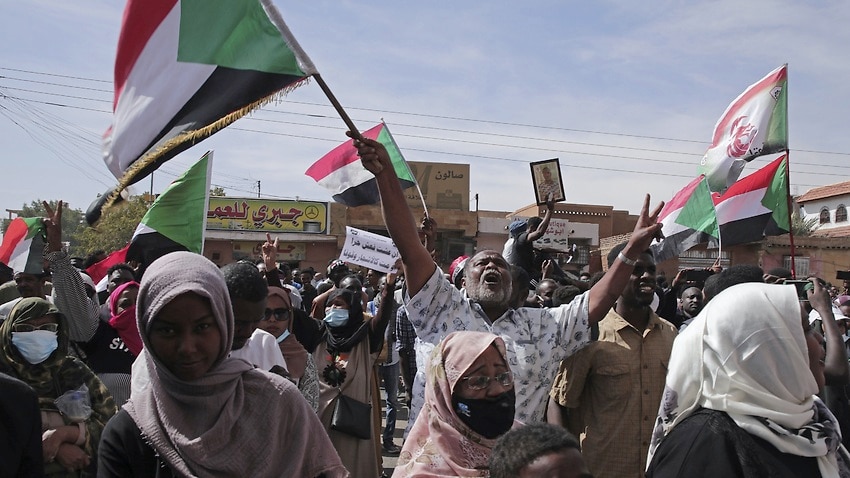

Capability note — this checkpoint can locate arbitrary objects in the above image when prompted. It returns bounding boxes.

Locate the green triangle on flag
[676,176,719,239]
[137,151,213,253]
[762,156,790,231]
[377,122,416,184]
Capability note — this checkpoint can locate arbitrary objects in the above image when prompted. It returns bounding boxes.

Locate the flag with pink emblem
[699,65,788,193]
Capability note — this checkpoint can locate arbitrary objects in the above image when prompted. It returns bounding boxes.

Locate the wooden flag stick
[313,74,363,142]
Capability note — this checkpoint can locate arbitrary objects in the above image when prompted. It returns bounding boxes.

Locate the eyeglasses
[262,308,291,321]
[12,323,59,333]
[461,371,513,390]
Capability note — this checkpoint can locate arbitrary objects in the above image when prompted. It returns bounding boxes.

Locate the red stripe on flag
[710,66,787,147]
[305,124,384,181]
[114,0,178,108]
[0,219,31,264]
[712,155,786,205]
[85,244,131,284]
[657,175,705,222]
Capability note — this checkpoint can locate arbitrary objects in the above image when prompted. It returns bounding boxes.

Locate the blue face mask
[276,329,291,343]
[323,308,350,328]
[11,330,59,364]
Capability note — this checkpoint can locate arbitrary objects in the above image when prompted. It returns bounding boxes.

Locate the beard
[467,282,511,310]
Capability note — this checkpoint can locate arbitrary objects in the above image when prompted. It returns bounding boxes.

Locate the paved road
[379,387,408,476]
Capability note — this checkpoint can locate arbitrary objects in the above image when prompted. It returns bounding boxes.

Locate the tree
[73,195,150,256]
[2,200,85,253]
[791,211,819,236]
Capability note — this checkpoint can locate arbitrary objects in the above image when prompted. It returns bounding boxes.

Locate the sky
[2,0,849,224]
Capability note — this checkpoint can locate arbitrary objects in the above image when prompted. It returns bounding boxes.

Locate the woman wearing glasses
[393,331,518,477]
[260,286,320,411]
[0,297,116,477]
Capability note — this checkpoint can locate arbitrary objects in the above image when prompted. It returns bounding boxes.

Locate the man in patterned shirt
[352,134,666,423]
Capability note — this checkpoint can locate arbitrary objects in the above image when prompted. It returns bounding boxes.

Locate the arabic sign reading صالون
[405,162,470,211]
[340,227,400,274]
[206,198,328,233]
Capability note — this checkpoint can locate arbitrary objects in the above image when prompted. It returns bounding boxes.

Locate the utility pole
[257,180,261,198]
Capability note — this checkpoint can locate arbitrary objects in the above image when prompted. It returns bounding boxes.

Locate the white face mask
[11,330,59,364]
[276,329,291,343]
[323,309,349,327]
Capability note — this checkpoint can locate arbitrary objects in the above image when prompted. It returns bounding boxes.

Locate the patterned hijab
[126,252,347,478]
[0,297,68,395]
[648,282,849,477]
[395,331,517,477]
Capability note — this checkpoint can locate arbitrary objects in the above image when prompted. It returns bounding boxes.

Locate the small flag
[127,152,212,275]
[86,244,132,287]
[651,176,718,263]
[93,0,316,222]
[0,218,46,275]
[699,65,788,192]
[713,155,790,246]
[305,123,417,207]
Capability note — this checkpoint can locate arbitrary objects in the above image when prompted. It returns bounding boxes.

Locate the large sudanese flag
[699,64,788,193]
[126,151,213,277]
[305,123,417,207]
[712,154,790,247]
[91,0,316,223]
[651,175,719,263]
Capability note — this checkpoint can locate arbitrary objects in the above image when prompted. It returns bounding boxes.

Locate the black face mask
[452,389,516,439]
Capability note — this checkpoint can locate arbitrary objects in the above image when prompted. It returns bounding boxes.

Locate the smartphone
[837,271,850,281]
[786,280,812,300]
[682,269,713,284]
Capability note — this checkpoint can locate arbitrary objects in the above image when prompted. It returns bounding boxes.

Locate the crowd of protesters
[2,136,850,477]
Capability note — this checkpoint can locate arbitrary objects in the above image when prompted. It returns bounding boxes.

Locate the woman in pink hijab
[394,331,519,477]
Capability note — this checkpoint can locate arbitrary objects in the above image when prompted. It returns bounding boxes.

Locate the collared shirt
[550,308,677,478]
[405,268,591,423]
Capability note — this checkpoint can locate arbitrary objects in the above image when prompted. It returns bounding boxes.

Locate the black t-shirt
[76,307,135,374]
[99,409,176,478]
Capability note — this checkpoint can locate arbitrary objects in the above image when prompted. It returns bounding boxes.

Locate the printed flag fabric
[86,243,132,288]
[712,154,790,246]
[699,64,788,192]
[0,218,46,275]
[651,175,718,263]
[305,123,417,207]
[127,152,212,271]
[103,0,316,193]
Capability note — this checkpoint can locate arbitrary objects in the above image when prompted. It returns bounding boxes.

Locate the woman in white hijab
[646,281,850,478]
[98,252,348,478]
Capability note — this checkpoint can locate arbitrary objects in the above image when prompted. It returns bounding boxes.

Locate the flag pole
[313,74,364,142]
[380,119,430,218]
[784,149,797,278]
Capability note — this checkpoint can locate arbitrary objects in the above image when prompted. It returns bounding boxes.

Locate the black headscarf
[323,288,369,353]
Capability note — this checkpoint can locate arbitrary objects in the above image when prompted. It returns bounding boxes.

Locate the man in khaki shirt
[548,243,677,478]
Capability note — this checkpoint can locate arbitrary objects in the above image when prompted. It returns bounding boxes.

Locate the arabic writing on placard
[533,218,572,252]
[340,227,400,273]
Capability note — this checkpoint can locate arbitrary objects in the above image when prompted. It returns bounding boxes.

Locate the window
[783,256,810,277]
[820,207,831,225]
[837,205,848,223]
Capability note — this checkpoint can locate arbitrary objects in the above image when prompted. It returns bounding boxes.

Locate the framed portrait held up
[530,158,565,205]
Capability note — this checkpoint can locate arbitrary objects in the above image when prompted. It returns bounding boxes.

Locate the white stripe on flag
[105,3,216,178]
[716,188,770,225]
[315,159,374,195]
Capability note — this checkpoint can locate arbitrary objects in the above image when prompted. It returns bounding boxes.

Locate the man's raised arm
[586,194,664,324]
[349,132,435,296]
